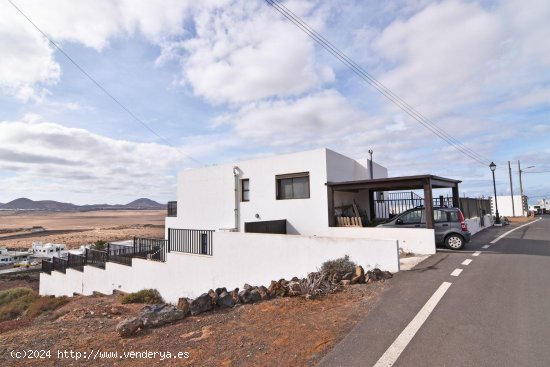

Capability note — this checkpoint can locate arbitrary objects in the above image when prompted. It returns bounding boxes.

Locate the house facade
[166,148,388,236]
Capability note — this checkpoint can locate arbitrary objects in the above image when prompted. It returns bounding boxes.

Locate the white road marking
[482,245,490,249]
[490,218,542,244]
[373,282,452,367]
[451,268,463,277]
[462,259,472,266]
[473,251,481,257]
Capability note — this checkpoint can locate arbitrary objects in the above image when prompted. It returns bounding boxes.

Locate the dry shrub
[120,289,164,304]
[321,255,356,275]
[26,296,70,318]
[0,287,39,321]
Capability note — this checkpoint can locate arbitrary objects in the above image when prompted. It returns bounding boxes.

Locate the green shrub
[321,255,356,275]
[120,289,164,304]
[25,296,69,318]
[93,240,107,250]
[0,287,39,321]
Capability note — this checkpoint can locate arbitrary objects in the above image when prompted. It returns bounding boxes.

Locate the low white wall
[465,214,494,236]
[323,227,436,255]
[40,232,399,304]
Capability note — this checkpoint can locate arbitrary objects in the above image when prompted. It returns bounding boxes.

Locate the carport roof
[326,174,461,191]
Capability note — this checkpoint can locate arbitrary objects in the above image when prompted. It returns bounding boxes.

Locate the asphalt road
[319,216,550,367]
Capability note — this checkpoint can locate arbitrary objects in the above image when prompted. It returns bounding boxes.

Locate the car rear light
[458,209,468,231]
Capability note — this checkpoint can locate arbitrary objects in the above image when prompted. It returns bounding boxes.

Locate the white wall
[465,214,494,236]
[323,227,436,255]
[40,232,398,303]
[492,195,527,217]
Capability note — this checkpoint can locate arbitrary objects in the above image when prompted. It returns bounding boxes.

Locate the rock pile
[116,266,392,337]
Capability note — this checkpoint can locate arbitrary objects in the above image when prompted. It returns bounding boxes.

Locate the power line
[7,0,205,167]
[265,0,491,166]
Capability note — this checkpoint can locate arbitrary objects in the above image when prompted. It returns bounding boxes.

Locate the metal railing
[107,243,134,266]
[86,248,107,269]
[52,256,68,274]
[167,201,177,217]
[67,253,86,271]
[168,228,214,256]
[133,237,167,262]
[42,259,53,274]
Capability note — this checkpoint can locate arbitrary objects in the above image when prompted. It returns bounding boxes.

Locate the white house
[166,148,387,236]
[30,242,67,258]
[40,148,439,303]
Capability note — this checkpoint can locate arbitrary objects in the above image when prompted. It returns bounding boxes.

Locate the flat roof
[327,174,461,191]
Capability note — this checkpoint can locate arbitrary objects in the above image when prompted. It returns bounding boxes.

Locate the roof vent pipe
[233,166,240,232]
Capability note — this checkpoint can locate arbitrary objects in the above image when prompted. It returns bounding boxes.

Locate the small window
[241,179,250,202]
[276,172,310,200]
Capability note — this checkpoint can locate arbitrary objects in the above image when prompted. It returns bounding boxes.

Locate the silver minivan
[377,207,471,250]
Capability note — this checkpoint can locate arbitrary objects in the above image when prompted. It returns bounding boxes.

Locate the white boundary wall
[323,227,436,255]
[465,214,494,236]
[40,232,398,303]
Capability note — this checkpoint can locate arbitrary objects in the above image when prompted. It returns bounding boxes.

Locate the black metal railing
[52,256,68,274]
[375,192,491,220]
[42,259,53,274]
[167,201,177,217]
[133,237,167,262]
[107,243,134,266]
[168,228,214,256]
[67,253,86,271]
[86,248,107,269]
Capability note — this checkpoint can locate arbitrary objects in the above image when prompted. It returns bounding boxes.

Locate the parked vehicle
[377,207,471,250]
[13,260,31,268]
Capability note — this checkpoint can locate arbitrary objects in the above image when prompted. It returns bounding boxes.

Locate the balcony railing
[42,259,53,274]
[168,228,214,256]
[52,256,68,274]
[67,253,86,272]
[86,248,107,269]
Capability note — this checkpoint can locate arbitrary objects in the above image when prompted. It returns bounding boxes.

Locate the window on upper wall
[241,179,250,202]
[276,172,310,200]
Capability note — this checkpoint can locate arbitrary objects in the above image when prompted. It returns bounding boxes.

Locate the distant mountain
[124,198,166,210]
[0,198,166,211]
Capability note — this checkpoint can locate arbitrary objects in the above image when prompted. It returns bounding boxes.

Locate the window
[276,172,310,200]
[400,209,423,224]
[434,209,448,223]
[241,179,250,202]
[449,211,459,222]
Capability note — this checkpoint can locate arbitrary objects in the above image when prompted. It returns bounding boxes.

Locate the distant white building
[0,249,31,265]
[491,195,528,217]
[30,242,67,258]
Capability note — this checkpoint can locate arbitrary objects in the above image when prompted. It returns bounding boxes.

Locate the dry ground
[0,210,165,249]
[0,281,387,367]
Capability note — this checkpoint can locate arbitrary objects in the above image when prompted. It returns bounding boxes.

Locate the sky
[0,0,549,205]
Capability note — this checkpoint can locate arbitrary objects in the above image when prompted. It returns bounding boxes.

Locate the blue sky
[0,0,548,205]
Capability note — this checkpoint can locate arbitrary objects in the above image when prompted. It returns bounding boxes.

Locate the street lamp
[490,162,500,224]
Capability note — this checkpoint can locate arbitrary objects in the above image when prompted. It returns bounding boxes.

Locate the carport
[326,175,461,229]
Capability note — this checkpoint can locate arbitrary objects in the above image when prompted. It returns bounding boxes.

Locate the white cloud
[224,90,369,146]
[173,0,334,104]
[0,119,190,203]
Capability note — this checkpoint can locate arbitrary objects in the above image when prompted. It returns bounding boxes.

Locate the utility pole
[508,161,515,217]
[518,160,524,216]
[368,149,374,179]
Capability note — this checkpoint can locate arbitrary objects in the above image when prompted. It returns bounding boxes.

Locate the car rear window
[449,211,459,222]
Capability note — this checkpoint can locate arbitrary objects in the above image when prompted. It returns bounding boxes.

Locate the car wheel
[445,234,465,250]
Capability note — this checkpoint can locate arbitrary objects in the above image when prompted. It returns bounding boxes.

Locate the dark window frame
[275,172,310,200]
[241,179,250,202]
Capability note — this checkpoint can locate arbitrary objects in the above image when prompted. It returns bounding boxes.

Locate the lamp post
[490,162,500,224]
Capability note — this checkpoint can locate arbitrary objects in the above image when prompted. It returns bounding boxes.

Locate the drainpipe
[233,166,240,232]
